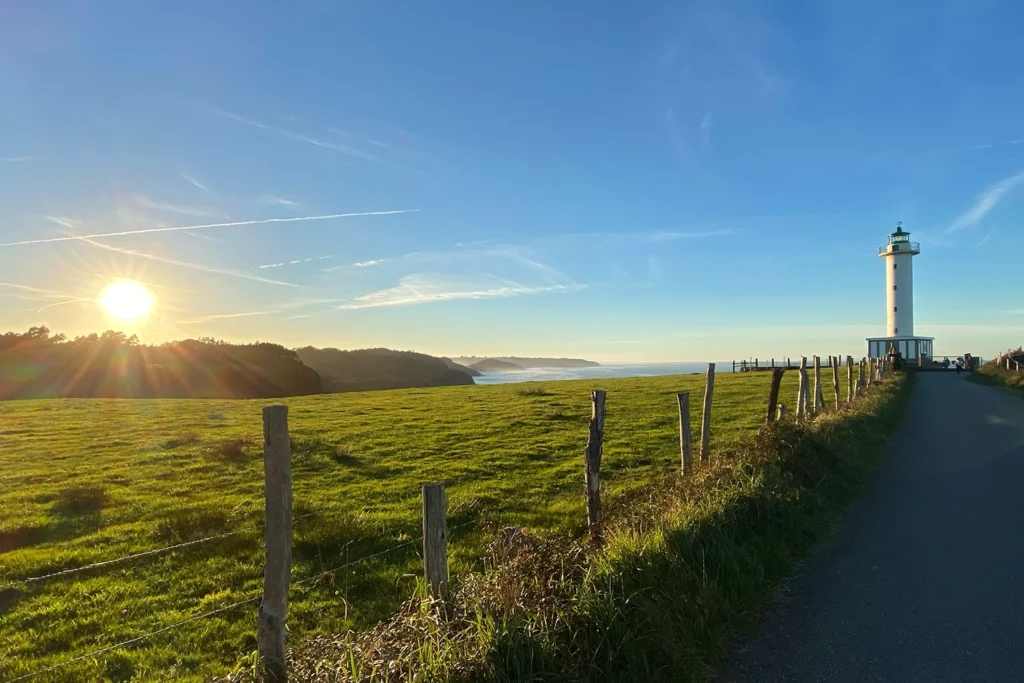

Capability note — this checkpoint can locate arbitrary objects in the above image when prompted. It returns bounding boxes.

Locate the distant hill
[0,327,322,399]
[443,358,482,377]
[296,347,475,392]
[468,358,525,372]
[453,356,599,369]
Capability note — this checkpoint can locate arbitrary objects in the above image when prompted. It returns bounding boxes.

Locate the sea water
[472,362,725,385]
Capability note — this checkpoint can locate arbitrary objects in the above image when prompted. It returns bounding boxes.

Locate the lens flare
[99,280,154,320]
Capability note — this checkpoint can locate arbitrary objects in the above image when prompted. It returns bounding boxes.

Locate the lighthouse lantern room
[866,223,934,362]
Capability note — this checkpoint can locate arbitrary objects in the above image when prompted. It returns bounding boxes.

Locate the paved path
[723,372,1024,682]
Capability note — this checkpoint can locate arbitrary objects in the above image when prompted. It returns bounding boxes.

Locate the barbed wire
[2,511,318,589]
[9,593,263,682]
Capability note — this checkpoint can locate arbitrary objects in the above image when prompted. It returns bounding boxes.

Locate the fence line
[2,512,319,590]
[12,355,892,680]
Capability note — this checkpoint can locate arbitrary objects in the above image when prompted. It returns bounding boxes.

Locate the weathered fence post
[859,358,866,394]
[259,405,292,683]
[584,390,606,544]
[831,356,840,409]
[678,392,693,474]
[766,368,784,424]
[422,482,448,599]
[797,357,809,420]
[847,356,854,404]
[812,356,824,413]
[777,403,787,421]
[700,363,715,463]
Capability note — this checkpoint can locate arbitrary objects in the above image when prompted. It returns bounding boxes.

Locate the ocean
[471,362,724,385]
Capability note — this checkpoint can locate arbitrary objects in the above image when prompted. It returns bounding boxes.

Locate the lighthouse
[866,223,934,362]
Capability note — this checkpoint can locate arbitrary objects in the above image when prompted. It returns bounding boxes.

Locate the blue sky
[2,0,1023,361]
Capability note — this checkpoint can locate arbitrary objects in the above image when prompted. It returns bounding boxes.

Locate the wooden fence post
[859,359,866,394]
[797,357,809,420]
[830,356,840,410]
[777,403,787,420]
[847,356,854,404]
[422,482,448,599]
[678,392,693,474]
[700,363,715,463]
[766,368,784,424]
[259,405,292,683]
[812,356,824,413]
[584,390,606,544]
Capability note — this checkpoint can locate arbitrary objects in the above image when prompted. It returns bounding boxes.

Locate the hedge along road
[723,371,1024,682]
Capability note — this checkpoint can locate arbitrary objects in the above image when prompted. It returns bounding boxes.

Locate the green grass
[0,368,856,681]
[967,361,1024,398]
[285,371,912,683]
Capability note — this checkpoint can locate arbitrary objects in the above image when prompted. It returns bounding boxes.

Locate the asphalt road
[722,372,1024,682]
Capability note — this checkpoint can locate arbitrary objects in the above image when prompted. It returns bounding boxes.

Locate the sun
[99,280,154,320]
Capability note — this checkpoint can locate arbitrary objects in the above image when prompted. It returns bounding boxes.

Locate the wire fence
[6,497,476,682]
[1,512,319,590]
[6,356,891,680]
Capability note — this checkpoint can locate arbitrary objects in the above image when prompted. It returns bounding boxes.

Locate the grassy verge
[267,372,913,682]
[967,361,1024,398]
[1,370,855,680]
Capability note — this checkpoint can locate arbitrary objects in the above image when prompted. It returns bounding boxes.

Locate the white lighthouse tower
[866,223,933,362]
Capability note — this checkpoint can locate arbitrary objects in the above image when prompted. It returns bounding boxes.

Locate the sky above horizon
[2,0,1023,361]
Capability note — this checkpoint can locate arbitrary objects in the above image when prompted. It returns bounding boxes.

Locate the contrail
[0,210,419,248]
[81,239,303,288]
[37,298,93,313]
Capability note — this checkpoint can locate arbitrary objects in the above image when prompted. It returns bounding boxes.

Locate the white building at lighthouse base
[866,335,933,361]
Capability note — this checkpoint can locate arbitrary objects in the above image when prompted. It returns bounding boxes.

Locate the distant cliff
[443,358,482,377]
[296,347,475,392]
[469,358,525,372]
[452,356,599,369]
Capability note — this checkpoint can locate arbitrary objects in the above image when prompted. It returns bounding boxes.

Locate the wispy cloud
[967,139,1024,151]
[80,239,302,288]
[978,231,995,247]
[0,209,418,248]
[135,194,227,218]
[259,255,333,269]
[648,256,663,280]
[337,274,584,310]
[179,310,277,324]
[43,216,82,231]
[0,281,75,299]
[257,194,302,209]
[2,156,34,162]
[947,170,1024,233]
[215,108,404,168]
[180,172,210,193]
[700,111,713,145]
[352,259,386,268]
[1,282,90,311]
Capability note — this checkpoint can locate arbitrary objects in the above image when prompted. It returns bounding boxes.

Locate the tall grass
[258,373,912,682]
[967,360,1024,398]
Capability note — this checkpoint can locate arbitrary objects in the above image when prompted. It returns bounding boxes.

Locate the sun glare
[100,280,154,320]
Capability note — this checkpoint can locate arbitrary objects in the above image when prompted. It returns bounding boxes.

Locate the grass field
[0,367,855,681]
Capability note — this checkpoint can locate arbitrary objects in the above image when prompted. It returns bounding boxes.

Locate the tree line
[0,327,323,399]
